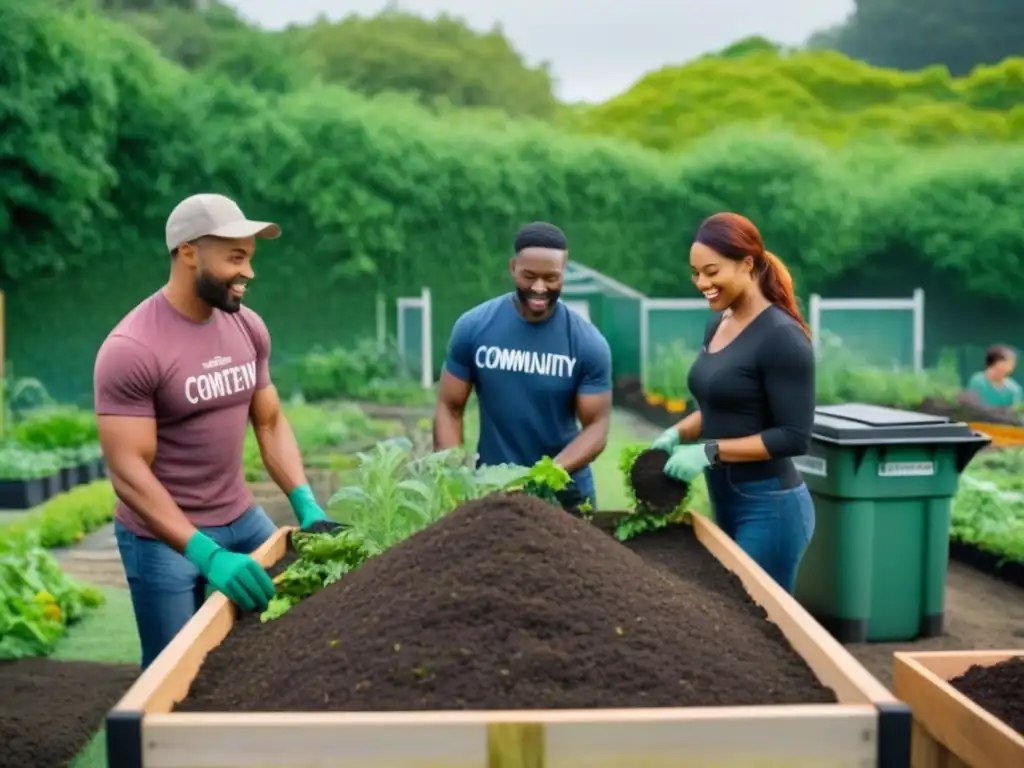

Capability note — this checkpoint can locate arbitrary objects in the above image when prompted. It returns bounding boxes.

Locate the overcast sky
[228,0,855,102]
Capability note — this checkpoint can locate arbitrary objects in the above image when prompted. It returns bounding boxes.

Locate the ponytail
[759,251,811,338]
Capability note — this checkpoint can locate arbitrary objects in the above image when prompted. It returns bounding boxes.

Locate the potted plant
[76,443,105,483]
[0,446,63,509]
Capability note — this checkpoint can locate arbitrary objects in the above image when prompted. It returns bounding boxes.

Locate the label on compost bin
[878,461,935,477]
[793,456,827,477]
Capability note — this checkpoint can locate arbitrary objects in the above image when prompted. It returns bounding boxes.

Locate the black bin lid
[811,403,986,445]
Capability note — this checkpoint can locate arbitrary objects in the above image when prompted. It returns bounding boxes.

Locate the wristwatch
[704,440,721,467]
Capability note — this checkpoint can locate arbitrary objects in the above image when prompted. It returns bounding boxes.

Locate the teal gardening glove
[651,426,681,453]
[663,443,711,483]
[289,484,345,533]
[184,532,275,612]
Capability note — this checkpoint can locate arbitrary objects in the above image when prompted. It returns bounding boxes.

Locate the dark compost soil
[947,656,1024,735]
[0,658,138,768]
[916,397,1024,426]
[179,493,835,712]
[629,448,689,513]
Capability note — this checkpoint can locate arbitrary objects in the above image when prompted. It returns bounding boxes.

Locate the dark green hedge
[3,2,1023,399]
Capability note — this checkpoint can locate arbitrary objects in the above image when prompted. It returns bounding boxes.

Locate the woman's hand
[663,443,711,483]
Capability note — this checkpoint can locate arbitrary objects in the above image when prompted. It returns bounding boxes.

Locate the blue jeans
[115,506,278,670]
[705,471,815,594]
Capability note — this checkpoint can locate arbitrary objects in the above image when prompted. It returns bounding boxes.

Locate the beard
[515,286,561,319]
[195,271,243,314]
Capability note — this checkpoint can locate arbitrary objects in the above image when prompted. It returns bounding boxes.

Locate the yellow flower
[645,393,665,406]
[34,591,56,604]
[666,399,687,413]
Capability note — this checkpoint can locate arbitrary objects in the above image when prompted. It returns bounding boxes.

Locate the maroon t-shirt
[94,290,272,538]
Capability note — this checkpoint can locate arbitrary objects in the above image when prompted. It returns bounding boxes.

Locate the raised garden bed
[893,650,1024,768]
[107,502,908,767]
[948,540,1024,590]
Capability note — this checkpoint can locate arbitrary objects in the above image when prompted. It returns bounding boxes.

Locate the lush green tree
[5,0,1024,398]
[282,11,558,118]
[570,47,1024,150]
[816,0,1024,77]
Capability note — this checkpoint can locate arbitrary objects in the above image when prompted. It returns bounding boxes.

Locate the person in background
[964,345,1022,410]
[94,193,341,670]
[649,212,815,593]
[433,222,613,513]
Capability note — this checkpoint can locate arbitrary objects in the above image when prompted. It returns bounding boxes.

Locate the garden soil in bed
[180,493,836,712]
[0,658,138,768]
[948,656,1024,735]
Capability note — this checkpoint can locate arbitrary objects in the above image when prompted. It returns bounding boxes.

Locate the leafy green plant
[0,533,104,659]
[644,341,699,404]
[260,528,370,623]
[814,332,960,408]
[0,446,62,480]
[964,448,1024,493]
[272,339,434,407]
[11,407,98,450]
[614,443,691,541]
[951,486,1024,565]
[243,402,399,481]
[327,437,527,554]
[513,456,571,505]
[260,444,572,622]
[0,482,117,548]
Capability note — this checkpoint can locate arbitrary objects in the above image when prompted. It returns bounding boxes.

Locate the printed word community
[474,346,577,378]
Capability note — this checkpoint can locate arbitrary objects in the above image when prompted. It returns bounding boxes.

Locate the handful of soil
[629,448,689,513]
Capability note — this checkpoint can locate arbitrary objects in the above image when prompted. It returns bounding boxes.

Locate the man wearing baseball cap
[94,193,340,670]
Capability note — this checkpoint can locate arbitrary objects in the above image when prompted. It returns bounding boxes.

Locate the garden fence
[396,287,434,389]
[809,290,924,372]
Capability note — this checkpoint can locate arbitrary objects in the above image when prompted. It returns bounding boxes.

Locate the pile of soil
[629,448,689,512]
[0,658,138,768]
[181,493,834,712]
[916,397,1023,427]
[948,656,1024,735]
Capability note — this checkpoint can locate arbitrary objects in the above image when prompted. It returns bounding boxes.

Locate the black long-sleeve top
[687,305,815,485]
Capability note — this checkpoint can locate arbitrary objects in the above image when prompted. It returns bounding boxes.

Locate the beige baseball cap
[165,193,281,252]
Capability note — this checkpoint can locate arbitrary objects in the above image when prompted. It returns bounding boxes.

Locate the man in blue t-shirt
[433,222,613,512]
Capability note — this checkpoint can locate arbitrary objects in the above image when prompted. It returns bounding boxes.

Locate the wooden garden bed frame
[108,512,910,768]
[893,650,1024,768]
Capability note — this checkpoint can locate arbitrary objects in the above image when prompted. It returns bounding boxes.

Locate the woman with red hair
[649,213,816,593]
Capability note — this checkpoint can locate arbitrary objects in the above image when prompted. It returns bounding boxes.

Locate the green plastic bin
[793,403,991,644]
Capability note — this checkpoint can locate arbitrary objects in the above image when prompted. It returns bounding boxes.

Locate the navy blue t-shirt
[444,293,613,506]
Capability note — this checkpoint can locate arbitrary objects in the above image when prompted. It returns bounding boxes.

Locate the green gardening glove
[663,443,711,483]
[184,532,275,612]
[289,484,345,533]
[651,426,681,453]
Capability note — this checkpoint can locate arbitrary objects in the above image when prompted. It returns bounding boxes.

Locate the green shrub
[0,482,117,548]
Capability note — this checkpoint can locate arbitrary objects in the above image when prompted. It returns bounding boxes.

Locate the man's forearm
[108,458,198,552]
[554,418,610,474]
[255,418,308,495]
[433,405,464,451]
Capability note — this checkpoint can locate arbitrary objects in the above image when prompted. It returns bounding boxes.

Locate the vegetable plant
[260,528,370,622]
[951,485,1024,566]
[0,533,104,659]
[260,443,574,622]
[0,446,62,480]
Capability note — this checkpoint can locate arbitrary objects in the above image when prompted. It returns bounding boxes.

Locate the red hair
[694,212,810,338]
